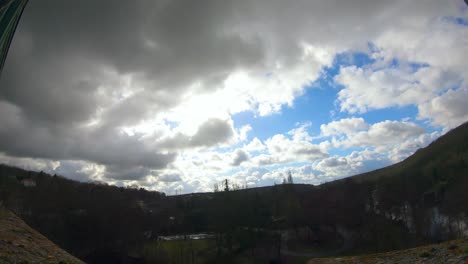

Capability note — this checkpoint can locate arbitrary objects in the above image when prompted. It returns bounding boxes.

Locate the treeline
[0,166,169,262]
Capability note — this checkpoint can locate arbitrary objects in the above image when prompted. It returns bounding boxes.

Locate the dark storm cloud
[231,149,249,166]
[0,102,176,170]
[159,118,235,149]
[0,55,103,124]
[7,0,264,91]
[0,0,264,175]
[158,173,182,183]
[190,119,234,147]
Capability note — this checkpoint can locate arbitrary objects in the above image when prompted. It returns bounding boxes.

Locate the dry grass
[307,239,468,264]
[0,206,84,264]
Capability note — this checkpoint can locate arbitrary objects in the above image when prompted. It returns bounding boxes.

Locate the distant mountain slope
[0,206,84,263]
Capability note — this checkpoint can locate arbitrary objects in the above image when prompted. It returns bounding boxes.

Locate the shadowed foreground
[0,205,84,264]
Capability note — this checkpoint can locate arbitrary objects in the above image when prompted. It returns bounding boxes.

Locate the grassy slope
[0,206,84,264]
[307,239,468,264]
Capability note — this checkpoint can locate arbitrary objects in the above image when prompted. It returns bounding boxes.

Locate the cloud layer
[0,0,467,193]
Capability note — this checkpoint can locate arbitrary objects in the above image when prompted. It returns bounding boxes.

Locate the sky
[0,0,467,194]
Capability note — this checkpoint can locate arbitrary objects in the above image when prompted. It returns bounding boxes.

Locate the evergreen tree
[287,171,293,184]
[224,179,230,192]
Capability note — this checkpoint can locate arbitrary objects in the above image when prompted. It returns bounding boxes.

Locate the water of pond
[158,233,215,241]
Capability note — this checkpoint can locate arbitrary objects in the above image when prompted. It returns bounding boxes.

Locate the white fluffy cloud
[418,88,468,129]
[321,118,438,162]
[321,119,427,149]
[334,13,467,128]
[320,117,369,136]
[312,150,389,180]
[251,126,328,166]
[339,120,426,150]
[243,137,266,153]
[335,65,461,114]
[230,133,438,188]
[374,15,468,77]
[311,126,439,180]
